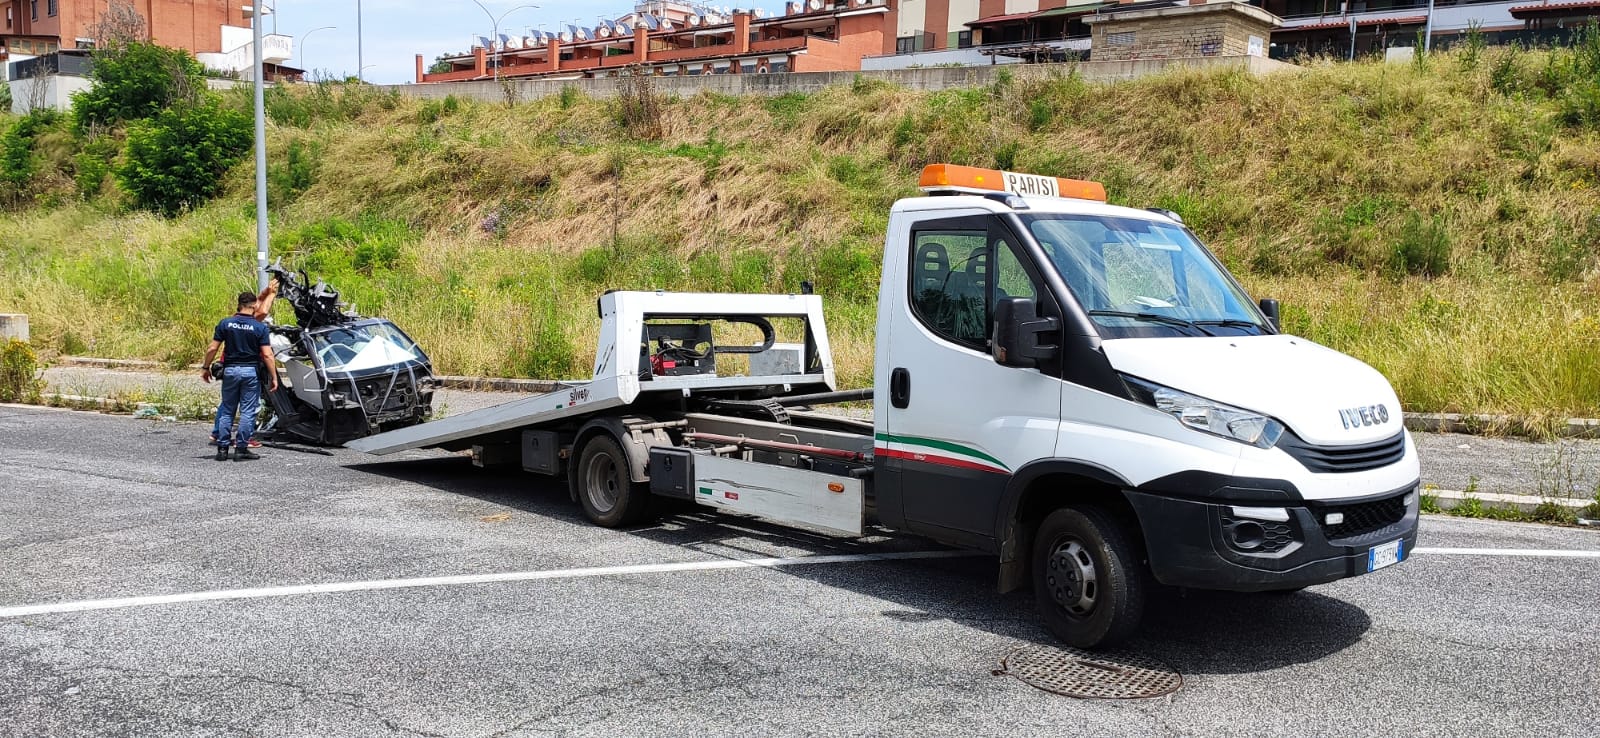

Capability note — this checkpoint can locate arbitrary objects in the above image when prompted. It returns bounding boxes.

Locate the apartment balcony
[1275,0,1529,32]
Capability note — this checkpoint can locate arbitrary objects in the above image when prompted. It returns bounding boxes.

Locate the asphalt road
[2,405,1598,737]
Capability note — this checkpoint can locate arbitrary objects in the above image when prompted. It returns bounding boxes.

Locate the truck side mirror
[1258,298,1281,332]
[993,297,1060,369]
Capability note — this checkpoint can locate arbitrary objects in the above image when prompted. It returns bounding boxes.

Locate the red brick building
[418,0,900,83]
[1,0,250,62]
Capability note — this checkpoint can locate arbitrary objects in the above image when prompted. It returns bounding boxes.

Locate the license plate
[1367,539,1404,572]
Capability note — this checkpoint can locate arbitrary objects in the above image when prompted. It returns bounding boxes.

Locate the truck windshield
[309,322,427,373]
[1023,214,1266,338]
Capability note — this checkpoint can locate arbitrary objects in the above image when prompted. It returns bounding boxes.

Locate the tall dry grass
[3,48,1599,419]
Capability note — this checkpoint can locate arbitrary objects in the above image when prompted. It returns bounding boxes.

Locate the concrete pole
[358,0,364,82]
[253,3,269,292]
[1423,0,1436,52]
[1348,15,1357,61]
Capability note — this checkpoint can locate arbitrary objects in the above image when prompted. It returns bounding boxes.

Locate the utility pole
[1348,15,1357,62]
[357,0,364,82]
[1423,0,1436,52]
[252,3,270,292]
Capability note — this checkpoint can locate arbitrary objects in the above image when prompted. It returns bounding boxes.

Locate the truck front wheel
[574,436,654,527]
[1032,506,1146,649]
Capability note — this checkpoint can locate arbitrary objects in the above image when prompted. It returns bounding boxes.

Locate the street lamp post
[298,25,336,80]
[251,2,271,292]
[357,0,364,83]
[1423,0,1437,53]
[468,1,541,81]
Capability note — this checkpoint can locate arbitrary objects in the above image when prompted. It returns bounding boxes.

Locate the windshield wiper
[1087,310,1212,336]
[1192,319,1264,332]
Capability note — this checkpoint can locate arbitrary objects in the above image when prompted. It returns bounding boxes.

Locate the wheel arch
[571,415,665,495]
[995,459,1140,593]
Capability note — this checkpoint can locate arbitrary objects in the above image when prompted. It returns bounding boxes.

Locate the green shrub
[763,92,811,126]
[512,304,581,379]
[1458,22,1486,72]
[291,215,415,276]
[0,339,44,404]
[575,247,614,283]
[1388,212,1452,278]
[1558,80,1600,129]
[72,134,121,199]
[558,84,581,110]
[1540,219,1598,281]
[117,101,251,216]
[0,79,10,111]
[1488,46,1523,97]
[72,42,206,130]
[268,139,317,205]
[0,111,63,206]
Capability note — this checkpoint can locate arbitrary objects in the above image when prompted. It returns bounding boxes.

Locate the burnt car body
[261,263,436,445]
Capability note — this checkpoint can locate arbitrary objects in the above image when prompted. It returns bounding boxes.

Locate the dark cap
[237,291,259,308]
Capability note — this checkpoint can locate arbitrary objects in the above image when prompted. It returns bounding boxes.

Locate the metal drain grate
[995,645,1183,700]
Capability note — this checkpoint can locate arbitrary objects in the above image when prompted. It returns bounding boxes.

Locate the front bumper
[1124,482,1420,592]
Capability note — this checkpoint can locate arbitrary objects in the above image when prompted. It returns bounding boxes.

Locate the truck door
[878,214,1062,548]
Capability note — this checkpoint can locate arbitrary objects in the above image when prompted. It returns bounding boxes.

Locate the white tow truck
[351,164,1421,648]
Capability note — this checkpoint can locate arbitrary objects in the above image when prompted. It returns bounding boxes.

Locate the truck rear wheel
[1032,506,1146,649]
[575,436,654,528]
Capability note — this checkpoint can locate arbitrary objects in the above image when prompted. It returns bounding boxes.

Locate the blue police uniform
[214,313,271,450]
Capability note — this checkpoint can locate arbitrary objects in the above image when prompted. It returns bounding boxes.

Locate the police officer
[202,291,280,461]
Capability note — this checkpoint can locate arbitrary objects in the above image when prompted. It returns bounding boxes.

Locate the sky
[270,0,789,85]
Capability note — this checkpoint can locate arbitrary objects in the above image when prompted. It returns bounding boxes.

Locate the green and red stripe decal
[874,433,1010,474]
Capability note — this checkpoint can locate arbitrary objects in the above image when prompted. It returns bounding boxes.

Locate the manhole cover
[995,645,1183,700]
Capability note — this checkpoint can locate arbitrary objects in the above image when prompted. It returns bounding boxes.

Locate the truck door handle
[890,368,911,409]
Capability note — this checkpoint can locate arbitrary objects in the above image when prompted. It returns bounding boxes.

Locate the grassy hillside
[3,44,1600,423]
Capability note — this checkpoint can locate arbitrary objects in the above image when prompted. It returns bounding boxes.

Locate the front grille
[1220,513,1296,554]
[1316,493,1408,540]
[1277,431,1406,473]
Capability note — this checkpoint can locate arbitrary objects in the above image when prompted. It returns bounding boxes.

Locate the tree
[90,0,149,49]
[72,42,205,131]
[0,111,62,207]
[117,102,251,216]
[0,79,11,112]
[428,55,455,75]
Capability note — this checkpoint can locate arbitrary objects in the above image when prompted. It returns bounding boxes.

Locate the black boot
[233,447,261,461]
[215,446,230,461]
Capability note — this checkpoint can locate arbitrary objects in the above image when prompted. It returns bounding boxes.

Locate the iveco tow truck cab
[350,164,1420,648]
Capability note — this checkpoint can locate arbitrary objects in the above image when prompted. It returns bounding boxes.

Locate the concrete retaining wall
[377,55,1298,103]
[0,314,28,342]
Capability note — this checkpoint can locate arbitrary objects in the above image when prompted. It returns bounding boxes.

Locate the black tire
[1032,506,1147,649]
[574,436,654,527]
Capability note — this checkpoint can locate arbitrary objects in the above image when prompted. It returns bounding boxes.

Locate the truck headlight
[1122,375,1285,448]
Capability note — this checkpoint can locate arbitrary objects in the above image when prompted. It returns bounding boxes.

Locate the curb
[1403,413,1600,440]
[46,357,1600,436]
[1427,488,1594,513]
[52,357,560,394]
[433,376,564,394]
[59,356,184,370]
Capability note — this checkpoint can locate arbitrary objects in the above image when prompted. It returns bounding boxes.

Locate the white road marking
[1412,547,1600,558]
[0,551,978,619]
[3,547,1596,620]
